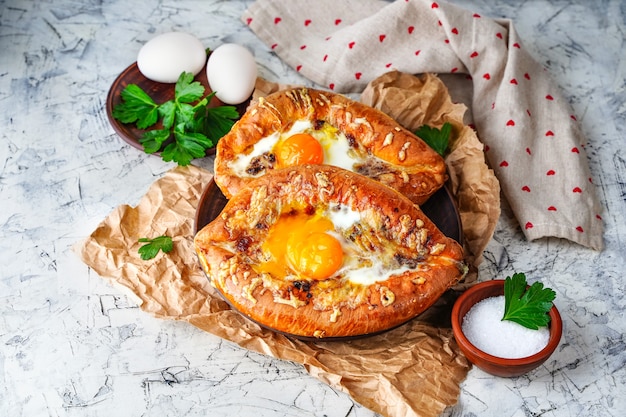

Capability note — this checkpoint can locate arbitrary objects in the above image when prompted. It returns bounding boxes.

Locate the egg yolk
[275,133,324,168]
[258,210,344,280]
[287,232,344,280]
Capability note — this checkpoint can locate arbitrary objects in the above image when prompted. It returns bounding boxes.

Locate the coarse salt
[461,295,550,359]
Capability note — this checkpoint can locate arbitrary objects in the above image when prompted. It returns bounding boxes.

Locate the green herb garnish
[112,72,239,166]
[113,84,161,128]
[137,236,173,260]
[502,272,556,330]
[415,122,452,156]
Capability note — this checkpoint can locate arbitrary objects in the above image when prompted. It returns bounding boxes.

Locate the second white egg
[206,44,257,105]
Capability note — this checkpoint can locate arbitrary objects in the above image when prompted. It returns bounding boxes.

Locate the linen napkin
[242,0,604,250]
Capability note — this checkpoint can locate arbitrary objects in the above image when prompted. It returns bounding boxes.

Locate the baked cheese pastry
[214,88,447,205]
[195,165,466,339]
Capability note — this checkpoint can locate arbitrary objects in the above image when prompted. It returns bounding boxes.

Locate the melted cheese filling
[256,203,414,287]
[228,119,365,177]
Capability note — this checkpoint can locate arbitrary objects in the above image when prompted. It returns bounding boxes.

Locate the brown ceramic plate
[105,62,249,155]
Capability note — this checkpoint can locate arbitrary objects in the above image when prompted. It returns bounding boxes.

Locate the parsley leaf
[112,84,159,129]
[162,127,212,166]
[112,71,238,166]
[502,272,556,330]
[203,101,240,143]
[137,236,173,260]
[175,72,205,103]
[158,100,177,129]
[415,122,453,157]
[140,129,170,154]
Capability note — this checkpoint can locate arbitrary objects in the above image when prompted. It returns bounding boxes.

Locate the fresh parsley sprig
[415,122,452,157]
[113,84,160,128]
[137,236,173,260]
[112,72,239,166]
[502,272,556,330]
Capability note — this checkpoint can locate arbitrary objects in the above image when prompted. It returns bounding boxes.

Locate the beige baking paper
[77,73,501,417]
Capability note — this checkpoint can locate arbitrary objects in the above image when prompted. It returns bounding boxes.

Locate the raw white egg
[206,43,257,105]
[137,32,207,83]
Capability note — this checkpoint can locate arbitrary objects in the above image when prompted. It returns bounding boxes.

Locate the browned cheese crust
[195,165,466,339]
[214,88,448,205]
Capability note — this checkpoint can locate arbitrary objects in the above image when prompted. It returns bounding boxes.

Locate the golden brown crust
[195,165,465,339]
[214,88,447,205]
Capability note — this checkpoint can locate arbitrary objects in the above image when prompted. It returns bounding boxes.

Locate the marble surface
[1,0,624,416]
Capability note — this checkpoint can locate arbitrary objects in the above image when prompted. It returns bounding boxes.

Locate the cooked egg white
[256,203,413,287]
[228,119,365,177]
[326,205,413,286]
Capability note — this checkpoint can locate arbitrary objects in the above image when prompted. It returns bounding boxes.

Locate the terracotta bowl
[451,279,562,377]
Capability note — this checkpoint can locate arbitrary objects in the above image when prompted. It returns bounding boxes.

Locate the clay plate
[105,62,249,155]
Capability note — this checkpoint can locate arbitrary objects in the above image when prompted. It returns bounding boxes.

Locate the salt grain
[461,295,550,359]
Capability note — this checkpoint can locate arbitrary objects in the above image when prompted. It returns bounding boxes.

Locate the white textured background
[1,0,624,416]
